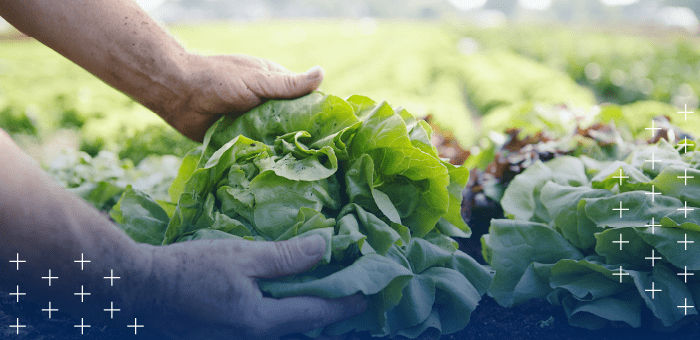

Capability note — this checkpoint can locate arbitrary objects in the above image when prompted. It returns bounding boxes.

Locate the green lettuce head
[111,92,491,337]
[483,140,700,330]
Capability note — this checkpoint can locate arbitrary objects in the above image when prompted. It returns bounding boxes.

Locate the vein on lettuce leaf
[110,92,490,338]
[483,139,700,329]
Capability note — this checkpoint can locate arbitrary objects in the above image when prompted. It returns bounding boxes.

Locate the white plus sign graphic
[645,185,661,203]
[74,285,91,303]
[74,253,91,271]
[677,298,695,316]
[104,269,121,287]
[74,318,90,335]
[677,104,694,121]
[42,301,59,319]
[677,168,694,186]
[677,201,695,219]
[677,233,695,251]
[678,138,692,153]
[8,318,26,335]
[677,266,695,283]
[41,269,59,287]
[644,152,662,170]
[104,301,121,319]
[127,318,144,335]
[645,120,662,137]
[645,281,662,300]
[612,233,629,251]
[612,266,630,283]
[612,168,629,186]
[9,285,26,302]
[613,201,629,218]
[9,253,26,271]
[645,249,662,267]
[645,217,661,234]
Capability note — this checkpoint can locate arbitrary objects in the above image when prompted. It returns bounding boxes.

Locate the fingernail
[301,234,325,257]
[305,65,324,78]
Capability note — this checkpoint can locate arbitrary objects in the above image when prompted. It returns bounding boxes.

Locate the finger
[247,66,324,99]
[257,294,367,337]
[248,234,326,278]
[261,59,291,73]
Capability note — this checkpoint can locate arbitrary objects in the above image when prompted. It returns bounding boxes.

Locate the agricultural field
[2,21,700,155]
[1,20,699,339]
[2,21,699,158]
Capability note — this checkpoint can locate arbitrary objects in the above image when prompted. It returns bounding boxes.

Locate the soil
[0,292,160,340]
[436,296,700,340]
[5,283,699,340]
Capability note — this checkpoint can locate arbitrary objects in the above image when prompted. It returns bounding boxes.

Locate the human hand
[163,54,324,141]
[143,234,365,339]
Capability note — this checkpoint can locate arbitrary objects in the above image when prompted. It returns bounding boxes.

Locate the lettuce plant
[46,150,179,210]
[483,139,699,329]
[110,92,491,337]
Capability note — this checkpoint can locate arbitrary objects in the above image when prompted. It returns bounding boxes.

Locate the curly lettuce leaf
[484,140,700,330]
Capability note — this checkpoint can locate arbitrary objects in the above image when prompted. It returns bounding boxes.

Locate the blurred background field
[2,2,700,338]
[1,0,700,166]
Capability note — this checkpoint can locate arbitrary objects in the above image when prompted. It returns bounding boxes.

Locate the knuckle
[283,75,300,91]
[272,241,297,275]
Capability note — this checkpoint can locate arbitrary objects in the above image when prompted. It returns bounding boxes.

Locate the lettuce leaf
[111,92,489,337]
[483,140,699,329]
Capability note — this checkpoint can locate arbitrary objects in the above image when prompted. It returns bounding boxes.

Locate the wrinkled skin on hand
[0,1,322,143]
[167,54,324,141]
[145,234,366,339]
[0,1,352,337]
[0,131,363,339]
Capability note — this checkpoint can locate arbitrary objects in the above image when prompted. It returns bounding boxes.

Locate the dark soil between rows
[4,284,699,340]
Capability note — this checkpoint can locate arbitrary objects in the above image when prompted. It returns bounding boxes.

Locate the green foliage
[0,21,479,151]
[58,108,86,129]
[0,107,38,136]
[455,51,595,115]
[117,124,198,164]
[483,140,700,329]
[5,20,700,336]
[110,93,491,337]
[45,150,180,211]
[110,186,171,245]
[460,25,700,108]
[79,137,106,157]
[5,22,698,154]
[171,21,476,144]
[598,101,700,139]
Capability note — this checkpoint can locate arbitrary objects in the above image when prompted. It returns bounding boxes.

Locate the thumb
[250,234,326,279]
[251,66,324,99]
